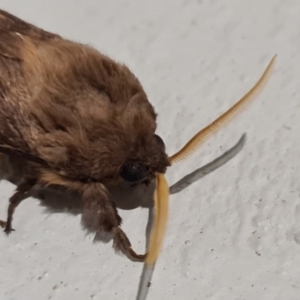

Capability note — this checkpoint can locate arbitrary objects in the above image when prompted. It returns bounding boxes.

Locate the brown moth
[0,9,276,270]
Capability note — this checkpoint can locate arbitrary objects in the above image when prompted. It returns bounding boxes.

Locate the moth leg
[113,226,146,262]
[82,184,146,262]
[2,177,37,235]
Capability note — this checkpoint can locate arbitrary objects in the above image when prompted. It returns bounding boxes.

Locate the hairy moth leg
[0,176,37,234]
[113,226,146,262]
[82,183,146,261]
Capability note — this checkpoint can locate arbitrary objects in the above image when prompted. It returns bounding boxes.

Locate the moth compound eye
[154,134,166,151]
[120,162,149,184]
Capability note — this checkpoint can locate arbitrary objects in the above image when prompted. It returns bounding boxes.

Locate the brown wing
[0,10,61,165]
[0,65,48,165]
[0,9,60,60]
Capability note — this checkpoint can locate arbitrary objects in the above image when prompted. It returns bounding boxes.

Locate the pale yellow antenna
[136,173,169,300]
[170,55,277,164]
[145,173,169,264]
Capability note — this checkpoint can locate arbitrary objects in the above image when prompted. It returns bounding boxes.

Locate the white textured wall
[0,1,299,299]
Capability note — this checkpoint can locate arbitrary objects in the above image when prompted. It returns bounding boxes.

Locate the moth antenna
[170,55,277,164]
[135,262,155,300]
[145,173,169,264]
[169,133,246,194]
[136,173,169,300]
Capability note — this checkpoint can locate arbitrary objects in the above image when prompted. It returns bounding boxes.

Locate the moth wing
[0,9,60,60]
[0,10,54,165]
[0,83,48,165]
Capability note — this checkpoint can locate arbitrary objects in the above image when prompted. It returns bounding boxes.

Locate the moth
[0,8,276,274]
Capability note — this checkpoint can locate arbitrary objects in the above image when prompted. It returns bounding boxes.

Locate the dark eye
[154,134,166,151]
[120,162,149,184]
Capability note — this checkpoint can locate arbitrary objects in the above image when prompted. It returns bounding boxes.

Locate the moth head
[119,134,169,185]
